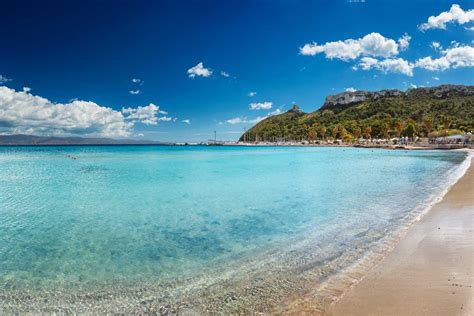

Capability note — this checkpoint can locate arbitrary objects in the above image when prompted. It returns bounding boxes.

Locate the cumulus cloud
[300,32,400,61]
[359,57,414,76]
[0,75,12,84]
[398,33,411,51]
[187,62,213,78]
[182,119,191,124]
[419,4,474,31]
[415,45,474,71]
[129,90,141,95]
[122,103,161,125]
[433,76,440,80]
[131,78,142,84]
[220,71,230,77]
[0,86,133,137]
[345,87,357,92]
[248,91,257,97]
[249,101,273,110]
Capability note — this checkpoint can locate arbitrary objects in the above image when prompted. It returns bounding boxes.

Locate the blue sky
[0,0,473,142]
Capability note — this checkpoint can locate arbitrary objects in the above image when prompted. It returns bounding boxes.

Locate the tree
[319,126,327,141]
[423,116,433,136]
[381,123,390,140]
[364,126,372,139]
[395,121,404,138]
[405,122,416,139]
[331,126,339,140]
[442,116,452,130]
[308,128,317,143]
[353,127,362,141]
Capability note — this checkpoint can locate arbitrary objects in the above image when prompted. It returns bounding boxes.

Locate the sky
[0,0,473,142]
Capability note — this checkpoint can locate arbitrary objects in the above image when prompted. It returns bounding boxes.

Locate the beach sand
[327,155,473,316]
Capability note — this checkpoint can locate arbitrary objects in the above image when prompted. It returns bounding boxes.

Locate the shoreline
[277,150,473,315]
[0,149,471,314]
[328,152,473,315]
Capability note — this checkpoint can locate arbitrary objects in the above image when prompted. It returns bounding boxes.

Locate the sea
[0,146,469,313]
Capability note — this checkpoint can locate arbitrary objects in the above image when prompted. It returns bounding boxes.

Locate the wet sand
[329,155,473,316]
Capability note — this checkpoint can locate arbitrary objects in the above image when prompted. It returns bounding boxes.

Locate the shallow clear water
[0,146,467,295]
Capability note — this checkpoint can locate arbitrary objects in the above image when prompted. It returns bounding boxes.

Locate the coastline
[0,148,471,314]
[328,152,473,315]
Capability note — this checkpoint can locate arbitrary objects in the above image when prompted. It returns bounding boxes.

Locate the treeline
[240,89,474,142]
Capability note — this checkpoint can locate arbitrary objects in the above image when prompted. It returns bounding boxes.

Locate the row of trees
[304,115,456,143]
[243,115,462,143]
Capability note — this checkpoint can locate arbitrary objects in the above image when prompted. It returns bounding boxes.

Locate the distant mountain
[0,134,171,146]
[240,85,474,141]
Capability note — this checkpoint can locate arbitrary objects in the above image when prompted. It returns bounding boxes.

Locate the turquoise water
[0,146,468,310]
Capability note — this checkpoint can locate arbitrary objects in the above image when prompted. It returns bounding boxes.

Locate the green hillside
[240,85,474,142]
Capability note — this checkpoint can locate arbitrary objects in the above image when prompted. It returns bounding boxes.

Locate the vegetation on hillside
[240,86,474,142]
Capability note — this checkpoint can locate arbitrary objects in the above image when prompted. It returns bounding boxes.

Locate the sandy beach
[327,153,473,316]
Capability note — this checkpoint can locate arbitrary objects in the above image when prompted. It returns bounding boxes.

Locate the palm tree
[423,116,433,136]
[442,116,452,130]
[381,123,390,140]
[353,127,362,141]
[308,128,317,143]
[364,126,372,140]
[395,121,404,138]
[319,126,327,141]
[405,122,416,140]
[331,126,338,140]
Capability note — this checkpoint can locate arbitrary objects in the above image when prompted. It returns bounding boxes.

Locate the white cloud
[248,91,257,97]
[129,90,141,95]
[0,86,133,137]
[226,117,245,124]
[248,116,267,124]
[466,26,474,31]
[122,103,161,125]
[187,62,213,78]
[398,33,411,51]
[158,110,168,115]
[23,87,31,93]
[250,101,273,110]
[410,83,417,88]
[226,108,281,125]
[268,109,282,116]
[157,116,173,122]
[131,78,142,84]
[419,4,474,31]
[359,57,414,76]
[415,56,450,71]
[220,71,230,77]
[300,32,400,61]
[431,41,442,50]
[182,119,191,124]
[433,76,440,80]
[415,45,474,71]
[0,75,12,84]
[345,87,357,92]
